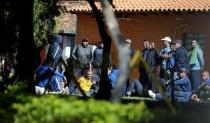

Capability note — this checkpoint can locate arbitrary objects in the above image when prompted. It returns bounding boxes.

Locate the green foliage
[33,0,60,47]
[12,96,153,123]
[2,83,210,123]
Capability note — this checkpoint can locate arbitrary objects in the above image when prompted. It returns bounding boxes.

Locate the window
[184,32,207,52]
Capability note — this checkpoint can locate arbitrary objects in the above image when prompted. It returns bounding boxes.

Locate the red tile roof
[58,0,210,13]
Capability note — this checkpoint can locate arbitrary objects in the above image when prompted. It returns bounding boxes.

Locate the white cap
[161,37,171,42]
[125,38,132,43]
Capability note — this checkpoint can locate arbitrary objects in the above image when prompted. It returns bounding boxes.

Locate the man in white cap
[159,36,172,81]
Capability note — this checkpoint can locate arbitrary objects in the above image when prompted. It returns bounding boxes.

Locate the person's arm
[203,85,210,90]
[72,46,78,60]
[197,49,204,68]
[89,45,94,63]
[174,77,188,85]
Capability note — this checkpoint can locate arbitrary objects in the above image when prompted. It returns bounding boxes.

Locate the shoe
[126,91,131,97]
[148,90,156,100]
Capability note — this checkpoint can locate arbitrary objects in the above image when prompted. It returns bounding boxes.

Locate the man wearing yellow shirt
[77,69,99,97]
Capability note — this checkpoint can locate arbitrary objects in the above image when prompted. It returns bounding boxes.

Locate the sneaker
[148,90,156,100]
[126,91,131,97]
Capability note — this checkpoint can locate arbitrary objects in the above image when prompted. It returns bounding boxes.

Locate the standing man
[174,39,189,75]
[125,38,135,57]
[92,41,111,77]
[124,38,135,96]
[189,39,204,91]
[159,37,171,81]
[72,37,93,77]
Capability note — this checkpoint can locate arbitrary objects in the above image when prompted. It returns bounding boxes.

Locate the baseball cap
[82,37,89,42]
[125,38,132,43]
[161,36,171,43]
[179,68,187,73]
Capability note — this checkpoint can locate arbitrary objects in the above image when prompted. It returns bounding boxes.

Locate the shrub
[12,96,153,123]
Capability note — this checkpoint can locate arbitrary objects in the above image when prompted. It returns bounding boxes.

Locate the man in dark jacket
[174,39,189,75]
[92,41,111,76]
[144,42,159,91]
[72,37,93,77]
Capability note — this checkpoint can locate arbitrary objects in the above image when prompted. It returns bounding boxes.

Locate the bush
[12,96,153,123]
[1,83,210,123]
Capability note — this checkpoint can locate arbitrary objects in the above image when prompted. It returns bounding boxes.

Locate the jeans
[156,91,192,102]
[190,70,201,91]
[126,79,143,96]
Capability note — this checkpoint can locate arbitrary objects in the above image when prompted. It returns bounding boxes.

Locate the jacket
[175,47,189,72]
[45,35,63,68]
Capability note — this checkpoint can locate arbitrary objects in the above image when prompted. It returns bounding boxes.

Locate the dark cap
[99,41,103,44]
[179,68,187,73]
[82,37,89,42]
[171,41,176,45]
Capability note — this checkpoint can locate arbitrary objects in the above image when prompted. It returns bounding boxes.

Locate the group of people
[140,36,209,102]
[34,34,210,103]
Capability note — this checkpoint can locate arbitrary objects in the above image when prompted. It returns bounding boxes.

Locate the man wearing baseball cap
[72,36,93,77]
[148,67,192,102]
[159,36,172,81]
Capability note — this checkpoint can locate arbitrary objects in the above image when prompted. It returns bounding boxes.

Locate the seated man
[76,69,100,97]
[34,63,52,94]
[48,70,67,94]
[191,71,210,102]
[108,66,143,97]
[148,68,192,102]
[35,64,67,95]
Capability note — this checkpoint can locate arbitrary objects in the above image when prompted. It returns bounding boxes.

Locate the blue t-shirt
[108,69,119,88]
[160,47,171,69]
[204,78,210,85]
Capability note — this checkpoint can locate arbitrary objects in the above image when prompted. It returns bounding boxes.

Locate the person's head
[191,39,198,48]
[125,38,132,48]
[161,37,171,47]
[175,39,182,49]
[85,69,93,80]
[99,41,104,48]
[202,71,209,81]
[170,41,176,51]
[148,42,152,49]
[81,37,89,47]
[179,68,187,78]
[143,40,149,49]
[151,42,155,49]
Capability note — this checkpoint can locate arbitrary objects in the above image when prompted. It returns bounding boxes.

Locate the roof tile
[58,0,210,13]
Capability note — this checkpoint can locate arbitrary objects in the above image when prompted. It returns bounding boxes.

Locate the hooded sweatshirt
[46,35,63,68]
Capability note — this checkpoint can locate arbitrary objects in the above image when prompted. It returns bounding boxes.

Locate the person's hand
[92,80,96,84]
[191,94,200,102]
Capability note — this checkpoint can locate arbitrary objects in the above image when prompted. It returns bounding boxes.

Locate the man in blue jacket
[174,39,189,74]
[148,68,192,102]
[34,34,64,94]
[108,66,143,97]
